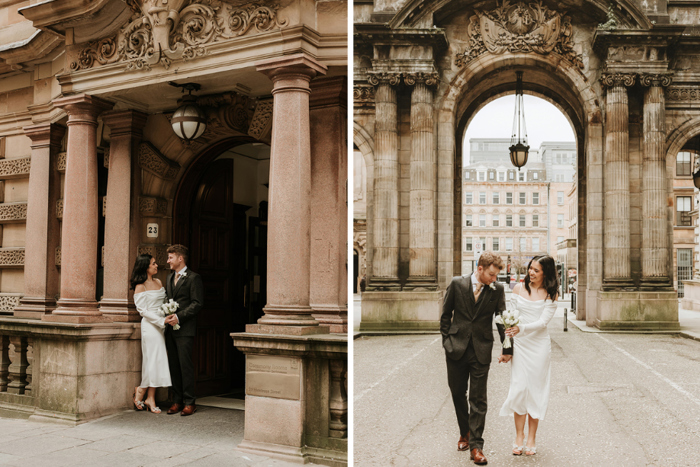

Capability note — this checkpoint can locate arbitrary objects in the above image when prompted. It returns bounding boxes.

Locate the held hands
[505,326,520,338]
[498,354,512,363]
[164,314,178,326]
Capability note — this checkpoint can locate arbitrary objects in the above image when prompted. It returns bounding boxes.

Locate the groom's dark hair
[167,244,189,264]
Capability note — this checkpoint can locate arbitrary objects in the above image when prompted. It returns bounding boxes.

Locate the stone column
[14,123,65,318]
[405,72,438,288]
[251,53,328,333]
[640,73,673,288]
[601,73,635,288]
[100,110,148,321]
[367,72,401,288]
[309,76,348,333]
[44,94,114,323]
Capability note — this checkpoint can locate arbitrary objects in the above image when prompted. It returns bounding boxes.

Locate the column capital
[367,71,402,87]
[53,94,114,125]
[102,110,149,138]
[639,73,673,88]
[310,76,347,109]
[22,123,65,149]
[600,72,636,88]
[256,53,327,84]
[404,71,440,87]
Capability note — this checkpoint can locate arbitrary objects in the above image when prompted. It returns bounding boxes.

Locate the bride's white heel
[512,443,524,456]
[524,446,537,456]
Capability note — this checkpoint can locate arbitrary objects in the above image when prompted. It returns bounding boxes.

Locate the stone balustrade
[0,334,33,399]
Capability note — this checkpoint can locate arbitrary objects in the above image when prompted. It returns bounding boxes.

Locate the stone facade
[0,1,347,464]
[355,0,700,331]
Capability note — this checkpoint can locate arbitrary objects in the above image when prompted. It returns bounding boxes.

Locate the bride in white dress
[131,254,171,413]
[499,255,559,456]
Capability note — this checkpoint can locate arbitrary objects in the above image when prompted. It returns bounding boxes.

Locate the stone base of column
[311,306,348,333]
[13,297,57,319]
[595,290,679,331]
[403,277,438,291]
[639,277,674,291]
[359,290,442,332]
[365,277,401,292]
[680,280,700,311]
[254,305,330,335]
[231,332,347,466]
[99,299,140,322]
[43,299,111,324]
[602,278,636,291]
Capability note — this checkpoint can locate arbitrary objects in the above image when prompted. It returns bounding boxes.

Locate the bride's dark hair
[523,255,559,300]
[130,254,153,290]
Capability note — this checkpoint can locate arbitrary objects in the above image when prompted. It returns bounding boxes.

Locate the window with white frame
[533,172,539,180]
[506,192,513,204]
[465,215,472,227]
[506,238,513,251]
[465,172,471,180]
[479,192,486,204]
[533,192,539,205]
[677,151,692,176]
[519,215,526,227]
[466,192,473,204]
[506,214,513,227]
[677,196,692,226]
[493,192,500,204]
[557,191,564,205]
[478,172,486,181]
[466,237,473,251]
[479,214,486,227]
[532,214,539,227]
[493,238,500,251]
[489,171,495,180]
[557,214,564,228]
[557,236,565,243]
[518,171,525,181]
[509,171,515,180]
[519,192,526,205]
[498,172,505,181]
[520,237,527,251]
[532,238,539,251]
[493,216,499,227]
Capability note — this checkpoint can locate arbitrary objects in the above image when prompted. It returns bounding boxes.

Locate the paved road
[353,320,700,466]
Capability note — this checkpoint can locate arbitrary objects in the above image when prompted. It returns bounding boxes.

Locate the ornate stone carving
[103,147,110,169]
[0,248,24,267]
[600,72,636,88]
[138,142,180,180]
[0,295,21,313]
[56,152,66,172]
[598,5,618,31]
[367,72,402,87]
[666,86,700,102]
[102,196,107,217]
[248,100,273,140]
[139,196,168,216]
[197,92,254,138]
[0,203,27,223]
[56,199,63,220]
[353,85,375,103]
[55,247,61,267]
[404,72,440,87]
[455,0,583,69]
[0,158,31,180]
[639,73,672,87]
[138,244,169,268]
[71,1,288,72]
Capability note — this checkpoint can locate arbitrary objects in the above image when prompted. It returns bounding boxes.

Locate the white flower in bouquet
[160,299,180,330]
[489,282,497,290]
[495,309,520,349]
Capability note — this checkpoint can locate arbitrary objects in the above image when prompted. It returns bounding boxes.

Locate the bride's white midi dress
[499,294,557,420]
[134,288,171,388]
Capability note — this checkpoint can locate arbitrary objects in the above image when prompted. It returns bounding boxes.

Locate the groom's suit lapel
[166,271,174,298]
[474,281,491,317]
[463,275,475,317]
[173,272,188,297]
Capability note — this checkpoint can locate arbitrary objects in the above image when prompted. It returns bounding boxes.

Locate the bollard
[563,308,568,332]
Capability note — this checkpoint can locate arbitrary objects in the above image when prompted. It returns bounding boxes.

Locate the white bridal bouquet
[161,299,180,330]
[494,309,520,349]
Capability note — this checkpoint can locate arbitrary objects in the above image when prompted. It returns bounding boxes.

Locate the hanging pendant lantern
[169,82,206,142]
[509,71,530,170]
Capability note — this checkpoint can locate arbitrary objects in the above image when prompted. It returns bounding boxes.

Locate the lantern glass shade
[171,96,206,141]
[694,169,700,189]
[509,142,529,169]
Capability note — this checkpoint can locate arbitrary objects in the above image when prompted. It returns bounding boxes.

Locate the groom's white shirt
[171,266,188,324]
[471,273,483,293]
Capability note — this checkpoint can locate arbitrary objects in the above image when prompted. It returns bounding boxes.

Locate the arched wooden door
[188,158,248,396]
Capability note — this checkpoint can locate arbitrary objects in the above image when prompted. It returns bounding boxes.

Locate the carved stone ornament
[404,72,440,87]
[56,199,63,220]
[0,203,27,223]
[139,196,168,216]
[56,152,67,173]
[138,244,169,268]
[600,72,636,88]
[102,196,107,217]
[55,247,61,267]
[70,1,288,72]
[0,158,31,180]
[0,248,25,267]
[367,72,402,87]
[103,147,110,169]
[666,87,700,102]
[639,73,672,87]
[138,142,180,180]
[353,85,375,103]
[455,0,583,69]
[247,100,273,140]
[0,294,21,313]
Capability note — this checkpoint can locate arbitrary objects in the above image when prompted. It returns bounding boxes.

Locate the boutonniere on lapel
[489,282,497,291]
[180,271,187,279]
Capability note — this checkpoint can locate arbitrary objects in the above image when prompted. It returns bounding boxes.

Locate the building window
[493,192,500,204]
[677,196,692,226]
[557,214,564,228]
[518,171,525,181]
[520,215,526,227]
[506,215,513,227]
[498,172,505,181]
[557,191,564,205]
[520,237,527,251]
[466,237,472,251]
[489,171,495,180]
[479,214,486,227]
[479,192,486,205]
[466,192,473,204]
[465,215,472,227]
[519,192,526,205]
[506,192,513,204]
[493,216,500,227]
[506,238,513,251]
[493,238,500,251]
[478,172,486,181]
[480,237,486,251]
[557,236,565,243]
[465,172,470,180]
[533,172,539,180]
[509,171,515,180]
[533,193,539,205]
[677,151,692,176]
[532,238,539,251]
[533,214,539,227]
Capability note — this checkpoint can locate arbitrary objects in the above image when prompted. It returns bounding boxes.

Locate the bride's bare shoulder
[154,278,163,288]
[134,283,146,294]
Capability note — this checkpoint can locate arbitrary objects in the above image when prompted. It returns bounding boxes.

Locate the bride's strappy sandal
[133,387,145,411]
[512,443,525,456]
[144,402,161,414]
[524,446,537,456]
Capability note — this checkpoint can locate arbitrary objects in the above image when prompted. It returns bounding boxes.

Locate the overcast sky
[463,95,576,165]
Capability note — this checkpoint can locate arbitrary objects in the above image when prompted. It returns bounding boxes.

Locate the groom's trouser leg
[175,336,196,405]
[165,332,183,404]
[466,343,490,450]
[446,346,471,438]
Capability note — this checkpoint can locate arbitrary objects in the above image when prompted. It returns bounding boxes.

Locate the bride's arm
[134,294,166,329]
[517,296,558,338]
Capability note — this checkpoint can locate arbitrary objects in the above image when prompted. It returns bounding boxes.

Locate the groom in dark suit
[164,244,203,416]
[441,251,512,465]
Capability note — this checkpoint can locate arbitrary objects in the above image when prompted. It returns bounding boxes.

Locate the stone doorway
[173,139,270,400]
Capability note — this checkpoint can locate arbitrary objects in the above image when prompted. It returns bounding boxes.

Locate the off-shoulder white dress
[499,290,557,420]
[134,287,171,388]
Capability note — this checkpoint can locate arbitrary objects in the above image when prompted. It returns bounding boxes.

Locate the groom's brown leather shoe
[458,434,469,451]
[181,404,196,416]
[470,448,487,465]
[167,403,183,414]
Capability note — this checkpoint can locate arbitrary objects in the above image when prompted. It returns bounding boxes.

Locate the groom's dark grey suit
[441,275,510,450]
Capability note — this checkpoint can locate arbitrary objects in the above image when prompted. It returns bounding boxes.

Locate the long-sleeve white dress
[134,288,171,388]
[499,292,557,420]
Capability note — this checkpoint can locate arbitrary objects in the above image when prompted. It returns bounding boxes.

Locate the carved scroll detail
[138,143,180,180]
[139,196,168,216]
[248,100,273,140]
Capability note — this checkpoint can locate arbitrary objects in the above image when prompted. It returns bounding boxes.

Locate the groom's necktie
[474,282,483,301]
[174,273,180,286]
